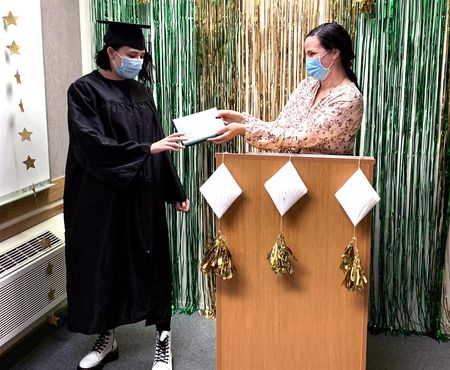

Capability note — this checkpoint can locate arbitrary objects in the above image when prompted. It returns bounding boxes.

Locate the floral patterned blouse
[243,77,363,155]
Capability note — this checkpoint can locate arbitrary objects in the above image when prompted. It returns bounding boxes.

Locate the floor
[3,312,450,370]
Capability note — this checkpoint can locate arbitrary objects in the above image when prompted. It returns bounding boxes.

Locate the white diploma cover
[173,108,225,146]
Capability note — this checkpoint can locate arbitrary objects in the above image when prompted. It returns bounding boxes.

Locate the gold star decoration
[6,40,20,55]
[18,127,32,142]
[14,70,21,84]
[2,11,18,28]
[22,155,36,170]
[48,288,56,301]
[18,99,24,112]
[46,262,54,275]
[47,312,60,326]
[40,237,51,249]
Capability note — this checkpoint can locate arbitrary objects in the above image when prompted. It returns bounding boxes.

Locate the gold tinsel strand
[241,0,321,127]
[201,231,236,280]
[353,0,374,14]
[267,232,297,275]
[340,237,368,292]
[199,309,216,320]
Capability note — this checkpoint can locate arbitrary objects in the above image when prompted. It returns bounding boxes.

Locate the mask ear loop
[319,50,335,83]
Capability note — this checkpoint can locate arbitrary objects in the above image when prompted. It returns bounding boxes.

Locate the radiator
[0,213,66,351]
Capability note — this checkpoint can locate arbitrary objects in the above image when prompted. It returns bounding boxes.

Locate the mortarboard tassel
[201,231,236,280]
[267,232,297,275]
[340,237,368,291]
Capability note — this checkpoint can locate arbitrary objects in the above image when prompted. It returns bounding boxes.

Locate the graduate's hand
[217,110,244,124]
[150,133,186,154]
[208,123,246,144]
[176,199,190,212]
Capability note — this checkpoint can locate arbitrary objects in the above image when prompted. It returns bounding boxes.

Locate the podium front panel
[216,153,374,370]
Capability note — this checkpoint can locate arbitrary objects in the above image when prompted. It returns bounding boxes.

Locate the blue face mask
[305,50,333,81]
[113,51,143,79]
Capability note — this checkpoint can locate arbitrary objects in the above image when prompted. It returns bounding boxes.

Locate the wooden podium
[216,153,375,370]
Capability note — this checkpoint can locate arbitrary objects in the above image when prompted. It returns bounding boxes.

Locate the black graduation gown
[64,70,186,335]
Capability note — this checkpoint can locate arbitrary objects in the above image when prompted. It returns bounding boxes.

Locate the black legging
[155,318,171,333]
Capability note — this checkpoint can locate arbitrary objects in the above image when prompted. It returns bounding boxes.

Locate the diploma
[173,108,225,146]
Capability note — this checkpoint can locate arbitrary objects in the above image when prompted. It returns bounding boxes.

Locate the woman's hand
[217,110,244,124]
[176,199,190,212]
[208,122,246,144]
[150,133,186,154]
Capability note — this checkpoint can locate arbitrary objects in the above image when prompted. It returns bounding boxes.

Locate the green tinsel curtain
[354,0,450,337]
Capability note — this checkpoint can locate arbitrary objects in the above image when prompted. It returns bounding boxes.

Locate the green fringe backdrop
[354,0,450,337]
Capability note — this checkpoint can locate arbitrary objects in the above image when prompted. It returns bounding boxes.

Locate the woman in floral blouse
[209,23,363,155]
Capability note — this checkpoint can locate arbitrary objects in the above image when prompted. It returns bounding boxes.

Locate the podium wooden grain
[216,153,375,370]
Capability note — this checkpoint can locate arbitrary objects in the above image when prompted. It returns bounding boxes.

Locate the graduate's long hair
[95,42,154,86]
[306,23,360,91]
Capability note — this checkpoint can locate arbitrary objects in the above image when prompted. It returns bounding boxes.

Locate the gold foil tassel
[340,237,368,291]
[201,231,236,280]
[267,232,297,275]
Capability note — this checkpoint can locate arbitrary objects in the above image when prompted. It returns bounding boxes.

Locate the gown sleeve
[161,151,187,204]
[151,103,186,203]
[67,81,151,189]
[243,82,363,152]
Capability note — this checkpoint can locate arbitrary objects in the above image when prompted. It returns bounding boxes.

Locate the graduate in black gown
[64,21,189,370]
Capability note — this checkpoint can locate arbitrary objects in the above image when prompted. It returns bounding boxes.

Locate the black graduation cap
[97,20,151,50]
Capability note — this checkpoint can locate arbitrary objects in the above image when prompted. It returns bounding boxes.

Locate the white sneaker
[152,330,172,370]
[78,329,119,369]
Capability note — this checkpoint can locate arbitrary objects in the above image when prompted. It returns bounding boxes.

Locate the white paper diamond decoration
[335,168,380,226]
[200,163,242,219]
[264,161,308,216]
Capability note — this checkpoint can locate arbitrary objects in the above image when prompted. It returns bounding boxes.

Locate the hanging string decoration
[335,165,380,292]
[264,160,307,275]
[354,0,450,336]
[199,161,242,280]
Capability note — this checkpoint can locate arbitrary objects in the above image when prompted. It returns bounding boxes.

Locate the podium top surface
[215,152,375,164]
